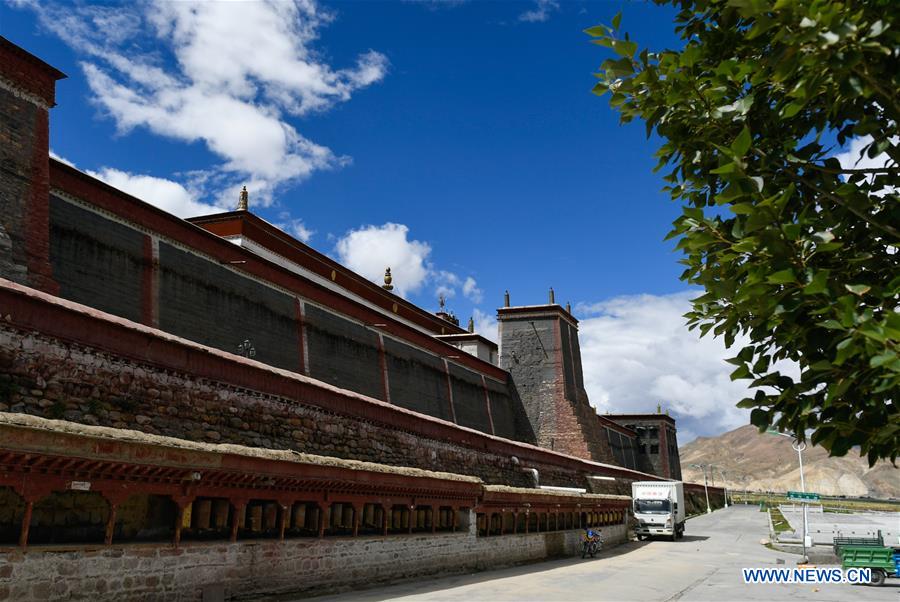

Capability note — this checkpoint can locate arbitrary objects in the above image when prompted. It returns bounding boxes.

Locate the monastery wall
[0,40,61,295]
[0,279,656,494]
[45,187,531,445]
[0,521,629,601]
[498,307,618,465]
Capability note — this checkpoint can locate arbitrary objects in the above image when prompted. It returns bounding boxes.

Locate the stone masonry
[0,519,628,601]
[498,305,616,465]
[0,38,64,294]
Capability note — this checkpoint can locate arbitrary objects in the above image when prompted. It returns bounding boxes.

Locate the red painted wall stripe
[0,278,662,483]
[294,298,307,376]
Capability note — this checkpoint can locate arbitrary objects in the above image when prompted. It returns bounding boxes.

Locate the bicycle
[581,529,603,558]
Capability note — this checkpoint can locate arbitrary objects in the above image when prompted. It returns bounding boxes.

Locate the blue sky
[3,0,758,443]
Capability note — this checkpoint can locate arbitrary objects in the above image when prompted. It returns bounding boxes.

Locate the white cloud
[276,212,315,243]
[17,0,387,201]
[472,308,498,342]
[86,167,227,218]
[333,224,484,308]
[434,270,461,300]
[833,135,897,196]
[49,150,225,218]
[519,0,559,23]
[335,223,432,297]
[462,276,483,303]
[576,291,759,443]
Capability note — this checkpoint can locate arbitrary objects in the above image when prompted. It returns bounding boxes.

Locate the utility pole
[793,440,809,563]
[715,467,729,508]
[690,463,712,514]
[767,430,809,563]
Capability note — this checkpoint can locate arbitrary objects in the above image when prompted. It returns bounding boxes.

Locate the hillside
[679,425,899,499]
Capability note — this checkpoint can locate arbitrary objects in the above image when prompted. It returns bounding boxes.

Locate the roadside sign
[787,491,819,501]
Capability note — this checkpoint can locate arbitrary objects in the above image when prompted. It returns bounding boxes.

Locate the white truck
[631,481,685,541]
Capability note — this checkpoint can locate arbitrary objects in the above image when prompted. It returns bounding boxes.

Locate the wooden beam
[105,503,119,545]
[18,500,33,549]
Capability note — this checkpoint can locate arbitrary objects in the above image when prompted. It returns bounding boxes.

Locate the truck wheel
[870,570,885,586]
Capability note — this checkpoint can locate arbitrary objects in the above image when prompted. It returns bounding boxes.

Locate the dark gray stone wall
[568,322,588,395]
[449,364,491,432]
[484,378,517,440]
[40,196,539,445]
[384,338,451,420]
[499,312,616,463]
[605,427,639,471]
[559,323,576,402]
[666,426,682,479]
[609,418,674,477]
[499,318,559,444]
[0,86,38,285]
[158,243,300,372]
[304,304,383,400]
[49,196,144,323]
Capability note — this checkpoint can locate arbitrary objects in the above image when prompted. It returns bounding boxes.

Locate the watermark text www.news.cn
[742,567,871,584]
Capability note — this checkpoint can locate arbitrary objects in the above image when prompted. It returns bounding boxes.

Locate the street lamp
[767,430,809,562]
[711,466,729,508]
[690,463,712,514]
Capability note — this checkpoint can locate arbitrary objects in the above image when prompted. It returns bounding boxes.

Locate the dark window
[650,444,659,454]
[634,499,670,514]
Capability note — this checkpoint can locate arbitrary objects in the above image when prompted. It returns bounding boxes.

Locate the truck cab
[632,481,685,541]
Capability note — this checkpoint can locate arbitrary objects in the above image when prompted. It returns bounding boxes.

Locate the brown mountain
[679,425,899,499]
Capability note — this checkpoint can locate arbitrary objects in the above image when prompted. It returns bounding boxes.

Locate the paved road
[780,506,900,546]
[307,506,898,602]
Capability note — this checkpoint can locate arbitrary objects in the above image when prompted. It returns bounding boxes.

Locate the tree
[587,1,898,464]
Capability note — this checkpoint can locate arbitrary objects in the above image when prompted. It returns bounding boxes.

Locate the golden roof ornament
[237,185,249,211]
[382,267,393,291]
[504,290,510,307]
[566,301,572,314]
[468,316,475,333]
[657,403,662,414]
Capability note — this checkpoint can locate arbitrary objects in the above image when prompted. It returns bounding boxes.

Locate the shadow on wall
[685,490,727,516]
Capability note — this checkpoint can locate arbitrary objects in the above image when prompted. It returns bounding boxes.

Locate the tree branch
[796,177,900,240]
[797,163,899,176]
[752,148,900,239]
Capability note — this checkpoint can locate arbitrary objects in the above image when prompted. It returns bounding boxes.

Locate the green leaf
[710,162,738,174]
[613,39,638,58]
[584,25,609,37]
[731,126,752,157]
[782,102,804,117]
[767,269,796,284]
[730,365,752,380]
[870,351,898,369]
[612,11,622,30]
[802,271,829,295]
[819,320,844,330]
[845,284,871,296]
[586,1,900,464]
[750,408,769,428]
[681,44,700,68]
